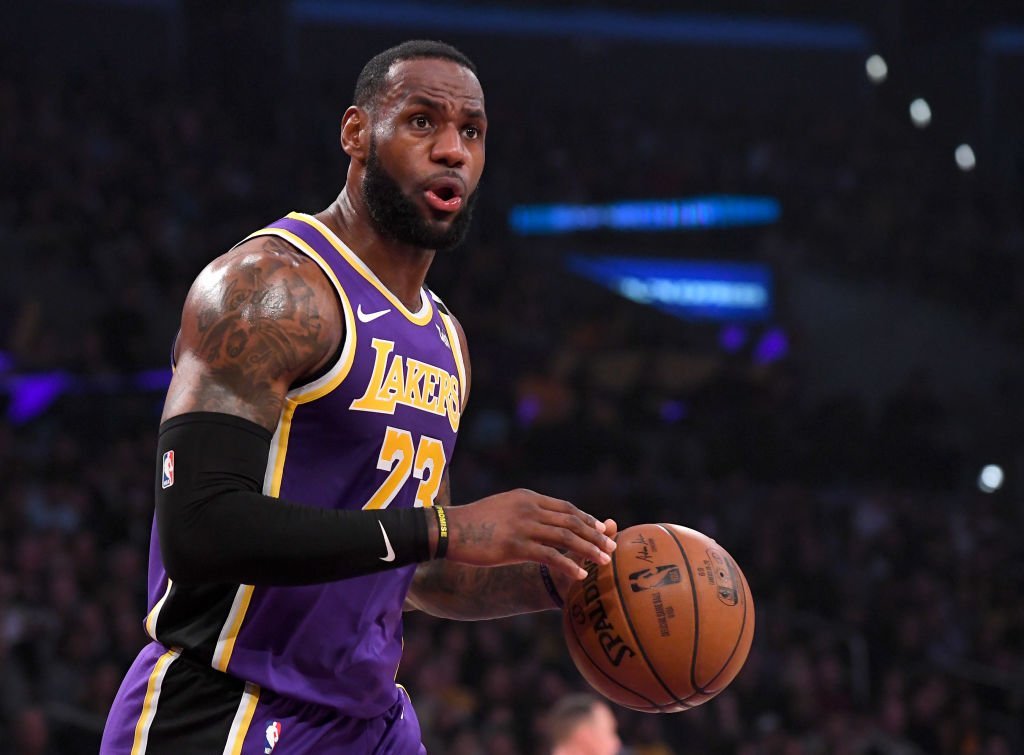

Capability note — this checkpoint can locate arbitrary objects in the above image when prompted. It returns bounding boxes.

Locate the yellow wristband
[433,505,449,559]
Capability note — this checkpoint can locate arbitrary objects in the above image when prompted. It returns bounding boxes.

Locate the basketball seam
[612,531,692,707]
[564,604,666,711]
[656,524,705,696]
[700,553,752,691]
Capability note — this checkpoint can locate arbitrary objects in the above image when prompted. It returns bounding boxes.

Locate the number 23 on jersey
[363,426,446,510]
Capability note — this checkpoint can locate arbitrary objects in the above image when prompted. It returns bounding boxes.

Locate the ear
[340,106,369,161]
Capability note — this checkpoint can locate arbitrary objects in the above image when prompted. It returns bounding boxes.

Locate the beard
[362,138,479,252]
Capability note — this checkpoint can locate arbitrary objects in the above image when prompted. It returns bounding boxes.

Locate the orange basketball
[562,523,754,713]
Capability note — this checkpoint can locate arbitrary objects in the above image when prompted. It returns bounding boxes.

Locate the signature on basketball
[631,533,657,564]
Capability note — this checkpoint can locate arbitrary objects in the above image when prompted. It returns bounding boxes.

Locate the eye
[463,125,482,140]
[411,115,431,129]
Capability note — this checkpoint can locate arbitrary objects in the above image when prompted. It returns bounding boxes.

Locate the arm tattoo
[407,470,555,620]
[174,237,338,429]
[409,560,553,621]
[453,520,495,546]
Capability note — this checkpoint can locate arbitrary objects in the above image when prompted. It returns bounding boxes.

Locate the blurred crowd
[3,412,1022,753]
[2,17,1024,755]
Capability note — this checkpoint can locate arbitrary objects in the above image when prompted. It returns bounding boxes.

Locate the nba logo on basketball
[264,721,281,753]
[161,450,174,489]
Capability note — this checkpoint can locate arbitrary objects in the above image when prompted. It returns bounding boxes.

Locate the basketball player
[547,694,623,755]
[100,40,618,754]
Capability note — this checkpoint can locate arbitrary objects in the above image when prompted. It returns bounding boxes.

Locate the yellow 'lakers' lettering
[405,360,424,407]
[351,339,461,431]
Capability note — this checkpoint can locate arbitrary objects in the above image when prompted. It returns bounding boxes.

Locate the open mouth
[424,178,465,213]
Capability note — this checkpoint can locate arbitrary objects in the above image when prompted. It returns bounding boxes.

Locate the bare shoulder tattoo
[174,236,340,428]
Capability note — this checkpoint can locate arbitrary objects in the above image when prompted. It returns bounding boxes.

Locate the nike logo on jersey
[357,304,391,323]
[436,323,450,349]
[378,521,396,562]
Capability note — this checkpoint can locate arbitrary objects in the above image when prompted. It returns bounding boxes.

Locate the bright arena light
[909,98,932,128]
[865,54,888,83]
[978,464,1004,493]
[955,144,976,171]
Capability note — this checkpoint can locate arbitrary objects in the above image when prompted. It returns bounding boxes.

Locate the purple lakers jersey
[142,212,466,717]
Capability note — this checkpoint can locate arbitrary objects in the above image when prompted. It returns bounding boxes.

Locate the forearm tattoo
[409,471,553,620]
[453,520,495,546]
[410,560,552,621]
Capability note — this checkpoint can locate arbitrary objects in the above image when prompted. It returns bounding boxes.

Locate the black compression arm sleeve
[155,412,433,586]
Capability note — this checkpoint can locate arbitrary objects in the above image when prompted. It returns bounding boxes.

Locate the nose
[430,123,468,167]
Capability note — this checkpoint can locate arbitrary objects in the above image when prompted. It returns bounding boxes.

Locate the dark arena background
[2,1,1024,753]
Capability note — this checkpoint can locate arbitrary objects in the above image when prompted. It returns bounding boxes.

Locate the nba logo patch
[161,450,174,489]
[264,721,282,754]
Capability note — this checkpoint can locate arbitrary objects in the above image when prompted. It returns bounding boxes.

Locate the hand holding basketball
[443,489,617,581]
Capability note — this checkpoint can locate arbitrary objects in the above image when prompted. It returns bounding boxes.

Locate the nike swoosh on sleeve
[378,521,396,562]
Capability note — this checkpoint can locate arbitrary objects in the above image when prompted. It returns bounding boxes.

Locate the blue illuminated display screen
[510,196,780,235]
[567,255,773,321]
[2,367,173,424]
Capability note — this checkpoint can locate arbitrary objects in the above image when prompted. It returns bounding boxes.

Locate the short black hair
[546,693,602,745]
[354,40,478,109]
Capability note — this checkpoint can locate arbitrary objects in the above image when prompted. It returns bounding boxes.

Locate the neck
[315,187,436,312]
[551,746,586,755]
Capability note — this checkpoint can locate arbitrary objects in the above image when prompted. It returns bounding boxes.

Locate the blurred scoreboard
[567,255,772,322]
